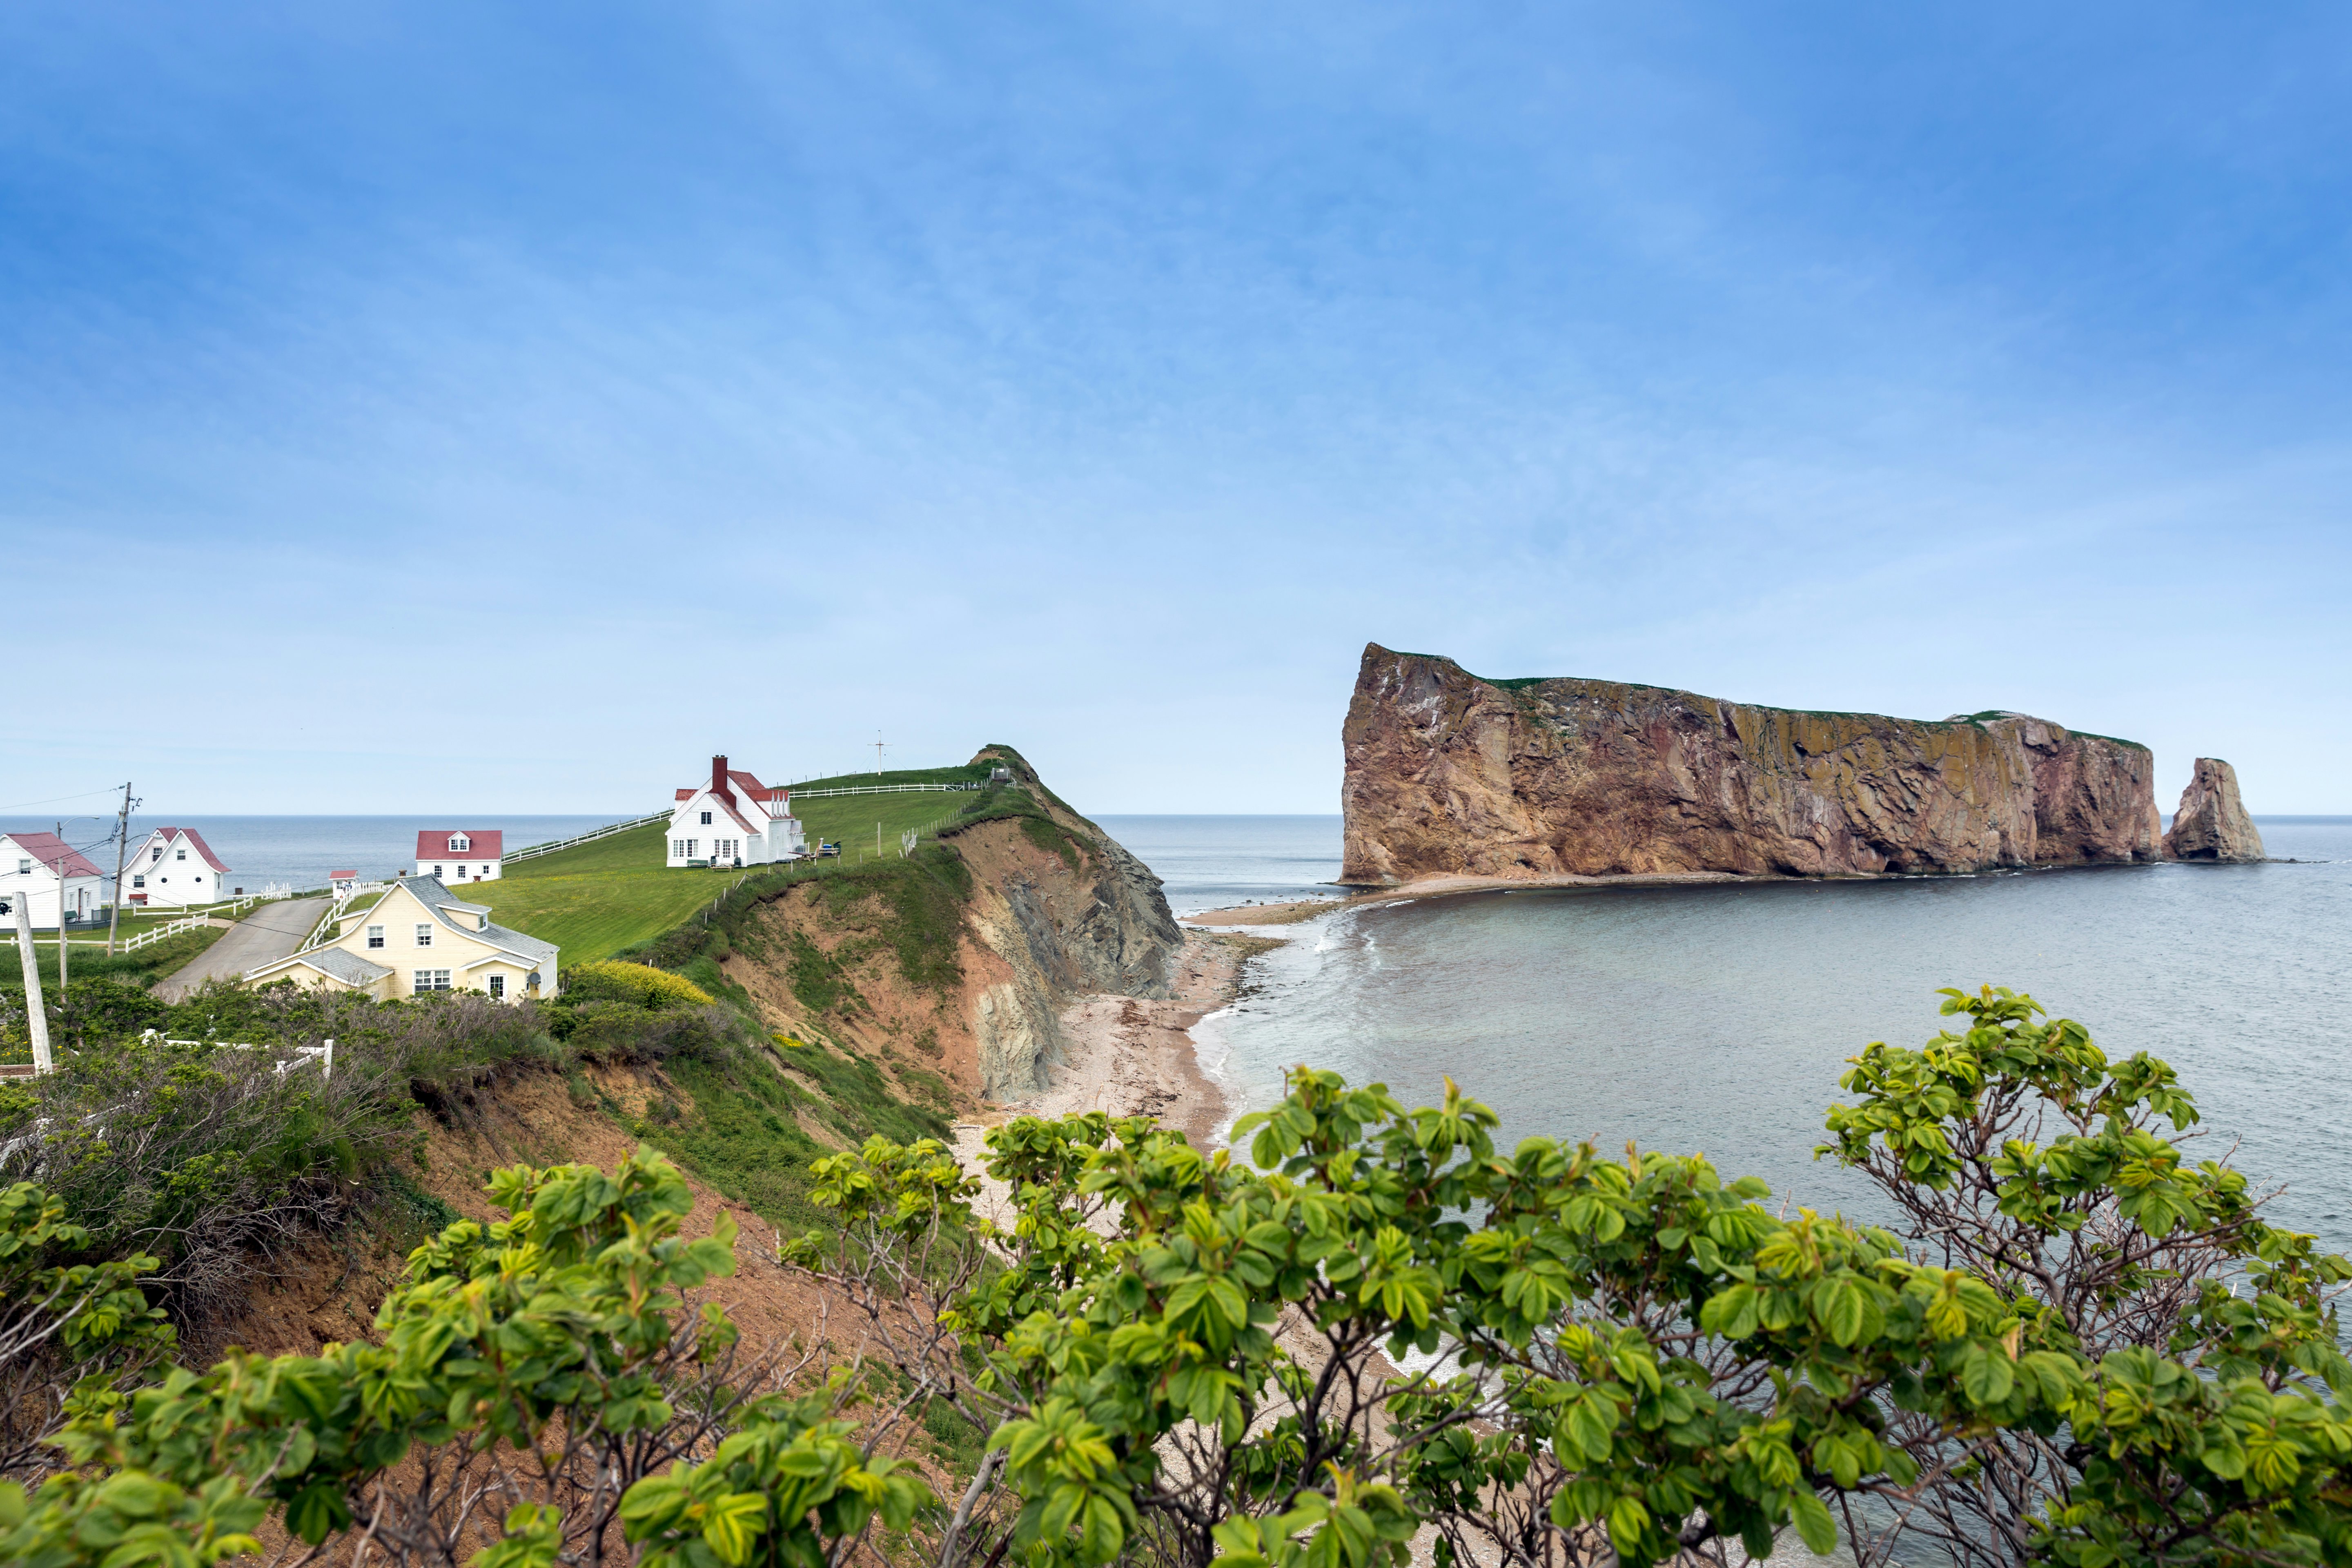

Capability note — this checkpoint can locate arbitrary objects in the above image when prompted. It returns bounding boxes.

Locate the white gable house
[415,830,504,883]
[0,832,104,929]
[667,755,806,868]
[120,827,234,907]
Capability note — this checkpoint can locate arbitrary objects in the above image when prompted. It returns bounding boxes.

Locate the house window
[672,839,688,858]
[14,859,27,876]
[176,849,185,861]
[367,925,385,949]
[450,834,470,852]
[684,839,697,858]
[415,924,433,947]
[132,875,145,889]
[700,811,712,825]
[412,969,452,994]
[477,914,487,930]
[150,847,162,863]
[488,974,505,999]
[434,864,445,878]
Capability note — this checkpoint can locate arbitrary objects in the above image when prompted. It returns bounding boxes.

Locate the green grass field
[450,775,996,962]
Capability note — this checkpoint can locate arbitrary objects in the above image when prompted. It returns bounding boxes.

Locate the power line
[0,785,121,812]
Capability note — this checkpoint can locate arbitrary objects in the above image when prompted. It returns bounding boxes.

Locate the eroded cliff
[722,746,1183,1100]
[2163,758,2266,863]
[1342,645,2163,884]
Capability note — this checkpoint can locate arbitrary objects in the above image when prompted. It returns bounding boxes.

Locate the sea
[15,807,2347,1253]
[0,814,622,893]
[1098,814,2352,1256]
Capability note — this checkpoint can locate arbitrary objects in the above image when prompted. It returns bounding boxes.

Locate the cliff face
[2163,758,2266,863]
[1342,645,2163,884]
[726,747,1183,1101]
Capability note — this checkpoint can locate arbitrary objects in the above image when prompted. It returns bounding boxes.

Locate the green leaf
[1961,1343,2015,1407]
[1789,1492,1838,1556]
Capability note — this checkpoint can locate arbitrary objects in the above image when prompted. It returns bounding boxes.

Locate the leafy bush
[555,1000,745,1065]
[787,987,2352,1568]
[0,1149,929,1568]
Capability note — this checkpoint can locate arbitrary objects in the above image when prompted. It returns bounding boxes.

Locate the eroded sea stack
[1341,644,2164,884]
[2162,758,2265,863]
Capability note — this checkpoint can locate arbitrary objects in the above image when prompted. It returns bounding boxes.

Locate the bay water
[1104,815,2352,1254]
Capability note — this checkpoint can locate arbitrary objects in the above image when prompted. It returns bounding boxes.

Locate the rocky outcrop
[1342,645,2164,884]
[726,746,1183,1102]
[2163,758,2265,863]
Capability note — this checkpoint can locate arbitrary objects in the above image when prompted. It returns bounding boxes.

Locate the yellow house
[246,875,558,1002]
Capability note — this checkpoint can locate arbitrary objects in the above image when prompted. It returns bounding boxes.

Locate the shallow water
[1136,818,2352,1252]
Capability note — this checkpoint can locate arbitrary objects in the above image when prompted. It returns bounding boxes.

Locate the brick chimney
[711,755,732,805]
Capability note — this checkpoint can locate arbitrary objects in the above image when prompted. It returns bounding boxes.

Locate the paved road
[155,897,332,1001]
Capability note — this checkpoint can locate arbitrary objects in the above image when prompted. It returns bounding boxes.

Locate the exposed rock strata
[726,747,1183,1102]
[1342,644,2163,884]
[2162,758,2265,863]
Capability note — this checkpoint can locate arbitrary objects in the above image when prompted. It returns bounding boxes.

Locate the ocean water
[1092,815,1345,915]
[0,814,628,894]
[1118,817,2352,1256]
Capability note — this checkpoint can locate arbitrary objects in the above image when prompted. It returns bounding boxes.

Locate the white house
[415,830,504,883]
[120,826,234,908]
[0,833,104,929]
[667,755,806,868]
[246,875,557,1002]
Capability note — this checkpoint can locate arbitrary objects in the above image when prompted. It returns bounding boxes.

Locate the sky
[4,2,2350,817]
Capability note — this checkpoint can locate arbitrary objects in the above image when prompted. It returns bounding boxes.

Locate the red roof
[414,830,504,861]
[4,831,104,880]
[149,827,231,873]
[330,869,358,879]
[727,769,791,806]
[675,788,695,801]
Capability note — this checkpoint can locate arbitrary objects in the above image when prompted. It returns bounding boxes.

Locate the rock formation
[2162,758,2265,863]
[1342,644,2164,884]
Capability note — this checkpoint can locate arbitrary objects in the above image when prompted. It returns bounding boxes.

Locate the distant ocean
[0,815,626,893]
[1115,816,2352,1259]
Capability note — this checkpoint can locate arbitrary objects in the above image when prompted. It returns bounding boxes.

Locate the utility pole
[107,783,132,957]
[53,822,66,991]
[13,888,53,1074]
[873,731,886,775]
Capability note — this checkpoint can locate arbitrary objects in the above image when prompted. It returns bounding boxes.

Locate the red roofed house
[415,831,505,883]
[667,755,806,868]
[4,831,107,927]
[119,826,234,908]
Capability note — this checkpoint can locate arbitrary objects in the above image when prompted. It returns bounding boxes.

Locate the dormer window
[477,914,488,931]
[449,834,470,852]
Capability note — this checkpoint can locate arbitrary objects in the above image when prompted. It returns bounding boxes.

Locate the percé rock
[2162,758,2265,863]
[1341,644,2164,884]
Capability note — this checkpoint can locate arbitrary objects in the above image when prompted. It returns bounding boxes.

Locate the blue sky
[5,2,2348,815]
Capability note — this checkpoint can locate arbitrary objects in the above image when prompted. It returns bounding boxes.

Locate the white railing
[120,915,212,953]
[308,880,389,944]
[791,782,988,799]
[505,811,670,865]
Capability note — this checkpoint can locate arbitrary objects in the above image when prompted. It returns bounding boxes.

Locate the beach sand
[951,929,1263,1211]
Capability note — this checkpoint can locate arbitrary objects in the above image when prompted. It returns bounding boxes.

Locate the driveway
[155,897,332,1002]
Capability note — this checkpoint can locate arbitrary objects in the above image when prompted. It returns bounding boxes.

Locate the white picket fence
[505,811,670,866]
[790,782,989,799]
[120,915,213,953]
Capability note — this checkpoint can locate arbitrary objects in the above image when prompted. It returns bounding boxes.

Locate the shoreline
[951,929,1268,1192]
[1178,857,2194,929]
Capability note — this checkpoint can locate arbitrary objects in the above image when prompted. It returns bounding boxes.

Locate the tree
[1,1148,927,1568]
[795,989,2352,1568]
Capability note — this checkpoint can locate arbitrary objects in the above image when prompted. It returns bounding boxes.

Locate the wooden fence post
[12,890,53,1075]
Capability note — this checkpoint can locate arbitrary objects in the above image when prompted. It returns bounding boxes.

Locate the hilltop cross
[873,732,887,775]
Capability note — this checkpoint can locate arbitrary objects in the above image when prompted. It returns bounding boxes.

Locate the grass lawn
[2,924,227,994]
[449,775,996,962]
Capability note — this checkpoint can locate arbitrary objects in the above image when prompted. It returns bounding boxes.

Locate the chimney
[712,755,731,803]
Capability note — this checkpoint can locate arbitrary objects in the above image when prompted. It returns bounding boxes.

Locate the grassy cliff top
[456,765,1006,960]
[1370,644,2145,746]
